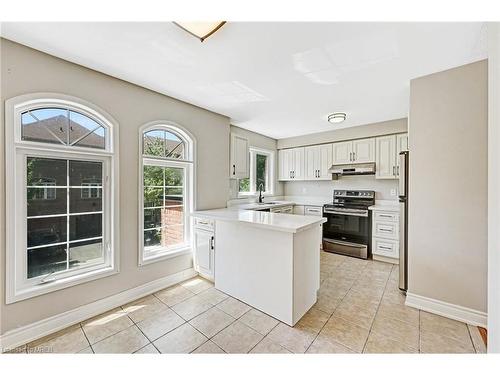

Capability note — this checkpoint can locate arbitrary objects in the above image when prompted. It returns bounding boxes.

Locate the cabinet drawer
[305,206,323,216]
[372,237,399,258]
[374,211,399,222]
[373,221,399,240]
[194,217,215,231]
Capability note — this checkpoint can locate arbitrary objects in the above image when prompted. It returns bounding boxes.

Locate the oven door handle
[324,210,369,217]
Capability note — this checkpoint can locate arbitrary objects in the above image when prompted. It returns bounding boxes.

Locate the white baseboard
[405,292,487,328]
[0,268,197,350]
[372,254,399,265]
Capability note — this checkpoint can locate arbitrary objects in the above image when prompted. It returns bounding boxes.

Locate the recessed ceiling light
[328,112,347,123]
[173,22,226,42]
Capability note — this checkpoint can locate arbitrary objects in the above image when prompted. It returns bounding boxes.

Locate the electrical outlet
[390,188,397,196]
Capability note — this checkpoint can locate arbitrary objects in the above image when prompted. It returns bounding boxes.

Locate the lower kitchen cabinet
[371,209,399,263]
[194,219,215,280]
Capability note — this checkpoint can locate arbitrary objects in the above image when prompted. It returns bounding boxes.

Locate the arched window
[5,94,119,303]
[139,122,195,265]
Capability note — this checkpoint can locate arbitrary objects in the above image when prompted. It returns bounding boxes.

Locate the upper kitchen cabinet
[278,147,305,181]
[230,133,249,179]
[304,144,333,180]
[333,139,375,164]
[332,140,352,164]
[376,133,408,179]
[352,138,375,163]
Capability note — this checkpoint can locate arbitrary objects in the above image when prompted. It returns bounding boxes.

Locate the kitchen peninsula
[191,208,326,326]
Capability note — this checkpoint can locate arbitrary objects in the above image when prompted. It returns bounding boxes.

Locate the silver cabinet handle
[233,165,235,175]
[397,165,400,176]
[379,245,392,250]
[379,228,393,232]
[353,152,356,161]
[379,214,393,218]
[393,166,396,176]
[349,152,352,162]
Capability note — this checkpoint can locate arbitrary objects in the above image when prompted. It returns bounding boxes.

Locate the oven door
[322,209,370,245]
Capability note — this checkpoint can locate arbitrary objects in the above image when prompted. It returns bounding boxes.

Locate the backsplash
[284,175,399,201]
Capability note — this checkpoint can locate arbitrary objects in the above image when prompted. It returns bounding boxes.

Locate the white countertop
[191,208,326,233]
[235,200,295,211]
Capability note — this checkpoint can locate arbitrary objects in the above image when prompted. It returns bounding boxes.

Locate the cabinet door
[278,150,290,181]
[293,205,305,215]
[395,133,409,178]
[304,145,319,180]
[352,138,375,163]
[194,229,214,279]
[376,135,396,179]
[291,147,305,180]
[332,141,353,164]
[317,144,333,180]
[230,134,249,179]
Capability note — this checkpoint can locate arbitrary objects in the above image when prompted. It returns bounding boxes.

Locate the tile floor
[10,251,486,354]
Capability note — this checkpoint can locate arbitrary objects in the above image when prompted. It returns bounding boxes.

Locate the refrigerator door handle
[398,152,407,197]
[399,200,407,291]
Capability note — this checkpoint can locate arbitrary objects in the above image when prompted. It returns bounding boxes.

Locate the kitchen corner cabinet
[278,147,305,181]
[304,144,333,180]
[332,138,375,165]
[193,218,215,280]
[376,133,408,179]
[230,133,249,179]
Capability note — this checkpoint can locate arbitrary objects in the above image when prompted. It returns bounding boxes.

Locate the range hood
[328,162,376,177]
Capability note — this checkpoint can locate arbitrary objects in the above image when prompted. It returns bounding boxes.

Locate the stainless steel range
[322,190,375,259]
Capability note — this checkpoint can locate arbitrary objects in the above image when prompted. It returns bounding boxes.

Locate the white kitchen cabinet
[194,225,215,280]
[333,139,374,164]
[371,209,400,263]
[230,133,249,179]
[304,206,323,216]
[304,144,333,180]
[395,133,409,178]
[278,148,304,181]
[332,141,353,164]
[352,138,375,163]
[376,135,397,179]
[376,133,408,179]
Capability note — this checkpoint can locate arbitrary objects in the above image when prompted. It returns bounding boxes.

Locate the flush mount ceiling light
[173,21,226,42]
[327,112,347,124]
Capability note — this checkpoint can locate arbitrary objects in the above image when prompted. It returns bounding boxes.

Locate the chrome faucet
[258,183,264,203]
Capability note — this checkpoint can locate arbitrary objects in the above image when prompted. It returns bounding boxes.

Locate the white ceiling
[1,22,488,139]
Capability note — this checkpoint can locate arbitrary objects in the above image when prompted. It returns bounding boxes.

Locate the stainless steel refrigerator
[398,151,409,292]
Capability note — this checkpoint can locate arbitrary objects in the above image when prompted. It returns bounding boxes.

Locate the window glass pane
[164,225,184,247]
[143,165,164,187]
[69,111,105,149]
[27,157,67,186]
[165,167,183,186]
[69,239,104,269]
[165,131,185,159]
[70,188,102,213]
[69,213,102,241]
[27,187,66,216]
[144,228,161,248]
[256,154,268,191]
[28,245,67,279]
[165,188,183,206]
[239,178,250,193]
[22,108,68,145]
[69,160,102,186]
[144,187,163,208]
[27,216,67,248]
[144,208,162,229]
[143,130,165,157]
[162,206,184,225]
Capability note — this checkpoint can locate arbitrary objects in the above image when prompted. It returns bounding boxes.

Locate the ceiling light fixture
[328,112,347,124]
[173,21,226,42]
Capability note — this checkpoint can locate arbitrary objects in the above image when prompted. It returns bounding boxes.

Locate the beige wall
[228,125,284,199]
[0,39,231,333]
[277,118,407,149]
[408,60,488,313]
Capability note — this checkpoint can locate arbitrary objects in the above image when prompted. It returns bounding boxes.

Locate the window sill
[140,245,192,266]
[7,265,118,304]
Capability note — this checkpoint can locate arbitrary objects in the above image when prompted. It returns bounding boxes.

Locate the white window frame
[5,93,120,304]
[238,147,275,197]
[138,121,196,266]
